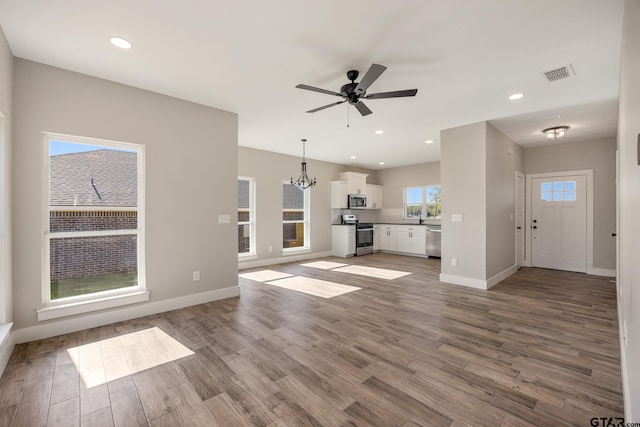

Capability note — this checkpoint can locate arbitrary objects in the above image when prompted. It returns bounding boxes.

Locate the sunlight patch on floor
[67,327,193,388]
[331,265,411,279]
[300,261,349,270]
[265,276,361,298]
[238,270,294,282]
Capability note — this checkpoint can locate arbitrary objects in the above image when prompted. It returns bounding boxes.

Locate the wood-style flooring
[0,253,623,426]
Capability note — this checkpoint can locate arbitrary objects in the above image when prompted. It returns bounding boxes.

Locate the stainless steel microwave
[348,194,367,209]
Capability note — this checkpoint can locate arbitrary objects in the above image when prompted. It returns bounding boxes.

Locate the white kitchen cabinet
[373,224,381,251]
[332,225,356,257]
[396,225,427,255]
[366,184,384,209]
[339,172,368,195]
[378,224,397,251]
[331,181,348,208]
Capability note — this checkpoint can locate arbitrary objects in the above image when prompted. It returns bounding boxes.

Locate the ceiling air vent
[543,64,575,82]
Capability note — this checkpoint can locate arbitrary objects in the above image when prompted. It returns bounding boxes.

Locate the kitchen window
[238,177,256,257]
[404,185,441,219]
[38,133,148,321]
[282,182,309,252]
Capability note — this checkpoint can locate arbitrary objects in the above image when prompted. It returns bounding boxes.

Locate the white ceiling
[0,0,624,170]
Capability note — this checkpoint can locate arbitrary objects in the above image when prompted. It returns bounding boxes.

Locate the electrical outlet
[268,246,273,252]
[451,258,458,267]
[193,271,200,281]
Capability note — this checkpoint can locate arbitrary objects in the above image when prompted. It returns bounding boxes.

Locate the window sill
[238,253,257,261]
[37,291,150,321]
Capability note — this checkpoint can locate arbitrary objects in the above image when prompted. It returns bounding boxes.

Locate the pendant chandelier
[290,138,317,190]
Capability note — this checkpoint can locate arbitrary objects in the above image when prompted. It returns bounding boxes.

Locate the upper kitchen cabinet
[366,184,383,209]
[331,181,348,209]
[339,172,368,195]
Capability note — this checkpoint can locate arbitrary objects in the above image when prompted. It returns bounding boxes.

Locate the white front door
[531,174,587,272]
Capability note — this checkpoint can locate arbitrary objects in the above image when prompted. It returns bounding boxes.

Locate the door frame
[515,171,525,268]
[525,169,594,273]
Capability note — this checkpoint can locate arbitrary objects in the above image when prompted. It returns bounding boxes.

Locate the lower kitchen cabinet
[396,225,427,255]
[378,225,397,251]
[332,225,356,257]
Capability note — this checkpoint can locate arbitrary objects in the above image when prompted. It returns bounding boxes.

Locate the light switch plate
[452,214,463,222]
[218,214,231,224]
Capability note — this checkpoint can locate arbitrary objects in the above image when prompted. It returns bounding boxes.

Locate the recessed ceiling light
[350,155,357,159]
[509,93,524,100]
[110,37,132,49]
[375,130,384,135]
[379,162,385,165]
[425,139,434,144]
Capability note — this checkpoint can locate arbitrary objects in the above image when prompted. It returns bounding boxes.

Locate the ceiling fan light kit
[543,126,570,140]
[296,63,418,117]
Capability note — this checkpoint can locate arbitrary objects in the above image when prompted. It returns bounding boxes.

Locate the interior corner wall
[485,123,524,279]
[617,0,640,420]
[524,137,617,271]
[238,146,371,265]
[12,59,238,334]
[375,162,441,208]
[440,122,487,284]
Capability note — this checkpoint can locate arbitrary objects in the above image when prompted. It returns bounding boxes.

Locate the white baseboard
[0,323,16,378]
[14,286,240,344]
[440,265,518,290]
[587,267,616,277]
[239,251,332,270]
[439,273,488,289]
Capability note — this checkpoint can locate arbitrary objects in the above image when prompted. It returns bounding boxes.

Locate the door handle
[517,226,522,230]
[612,233,617,237]
[532,226,537,230]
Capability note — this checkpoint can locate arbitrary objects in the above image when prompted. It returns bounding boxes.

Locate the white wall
[12,60,239,335]
[524,138,616,271]
[486,123,524,278]
[617,0,640,420]
[0,24,14,375]
[440,122,488,284]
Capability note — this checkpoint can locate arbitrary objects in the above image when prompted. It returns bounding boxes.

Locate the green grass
[51,272,137,300]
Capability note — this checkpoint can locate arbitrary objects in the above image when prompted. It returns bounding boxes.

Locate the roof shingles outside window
[49,149,137,207]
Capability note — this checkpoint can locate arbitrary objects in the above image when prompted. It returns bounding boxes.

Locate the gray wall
[524,137,616,270]
[238,146,369,265]
[0,25,12,326]
[440,122,488,281]
[486,123,524,278]
[618,0,640,420]
[12,59,238,330]
[376,162,440,209]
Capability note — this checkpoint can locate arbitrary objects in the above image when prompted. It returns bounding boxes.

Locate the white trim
[282,247,311,256]
[17,286,240,344]
[0,323,15,378]
[525,170,593,272]
[439,264,518,290]
[439,273,488,289]
[239,251,332,270]
[515,171,525,268]
[37,291,150,321]
[238,176,256,256]
[588,268,616,277]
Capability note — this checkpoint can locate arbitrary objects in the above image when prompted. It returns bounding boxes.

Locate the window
[40,133,147,319]
[541,180,576,202]
[238,177,256,257]
[404,185,441,219]
[282,183,309,251]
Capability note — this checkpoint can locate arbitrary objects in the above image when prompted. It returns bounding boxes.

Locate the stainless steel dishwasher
[426,224,441,257]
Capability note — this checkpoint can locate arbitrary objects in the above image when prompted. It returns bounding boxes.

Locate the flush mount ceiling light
[425,139,434,144]
[543,126,570,140]
[509,93,524,100]
[375,130,384,135]
[290,139,316,190]
[110,37,132,49]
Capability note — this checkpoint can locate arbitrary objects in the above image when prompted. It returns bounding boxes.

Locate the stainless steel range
[356,222,374,255]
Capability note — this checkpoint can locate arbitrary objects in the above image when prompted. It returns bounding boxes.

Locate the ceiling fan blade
[296,84,342,97]
[306,100,347,113]
[354,64,387,95]
[365,89,418,99]
[354,101,373,116]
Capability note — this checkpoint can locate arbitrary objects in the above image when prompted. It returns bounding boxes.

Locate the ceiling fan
[295,63,418,116]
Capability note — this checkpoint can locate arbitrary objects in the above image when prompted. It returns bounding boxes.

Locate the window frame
[238,176,256,259]
[38,132,148,321]
[403,184,442,219]
[282,182,310,255]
